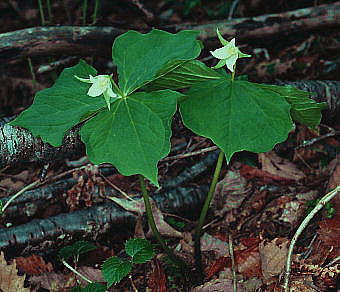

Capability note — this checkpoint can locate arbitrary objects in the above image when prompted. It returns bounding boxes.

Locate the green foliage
[58,240,97,260]
[102,238,154,288]
[9,61,104,147]
[306,199,335,218]
[71,283,106,292]
[179,77,294,162]
[112,29,201,95]
[125,238,154,264]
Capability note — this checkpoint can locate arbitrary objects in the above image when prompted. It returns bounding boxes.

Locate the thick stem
[194,150,225,277]
[138,175,185,268]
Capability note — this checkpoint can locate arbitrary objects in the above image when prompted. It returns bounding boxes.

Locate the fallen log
[0,185,208,252]
[1,80,338,169]
[0,3,339,62]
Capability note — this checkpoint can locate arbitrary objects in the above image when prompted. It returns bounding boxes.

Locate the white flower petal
[74,75,92,83]
[88,82,104,97]
[210,46,229,59]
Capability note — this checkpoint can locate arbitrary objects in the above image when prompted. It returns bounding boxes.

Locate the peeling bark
[0,3,339,62]
[0,185,208,252]
[1,80,338,169]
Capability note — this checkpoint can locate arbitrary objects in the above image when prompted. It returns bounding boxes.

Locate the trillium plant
[10,28,326,285]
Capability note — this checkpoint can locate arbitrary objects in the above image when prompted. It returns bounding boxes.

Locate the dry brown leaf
[147,259,167,292]
[259,151,305,181]
[29,272,76,291]
[235,244,262,278]
[259,237,289,281]
[0,252,29,292]
[317,214,340,248]
[192,278,245,292]
[200,233,229,257]
[15,254,53,275]
[77,266,104,286]
[211,170,252,217]
[327,155,340,191]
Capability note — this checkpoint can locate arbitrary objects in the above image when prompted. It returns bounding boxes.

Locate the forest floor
[0,1,339,291]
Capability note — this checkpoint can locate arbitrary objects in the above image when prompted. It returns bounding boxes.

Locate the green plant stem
[27,57,37,87]
[194,150,224,277]
[92,0,100,25]
[283,186,339,292]
[38,0,45,25]
[82,0,88,25]
[62,259,92,284]
[46,0,53,23]
[138,175,185,268]
[1,180,41,214]
[110,76,125,98]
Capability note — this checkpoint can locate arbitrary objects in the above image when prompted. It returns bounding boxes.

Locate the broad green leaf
[80,90,178,186]
[71,283,106,292]
[125,238,154,264]
[143,60,223,91]
[255,84,327,128]
[112,29,201,95]
[132,90,180,157]
[102,256,132,287]
[180,79,294,161]
[58,240,97,260]
[9,61,107,147]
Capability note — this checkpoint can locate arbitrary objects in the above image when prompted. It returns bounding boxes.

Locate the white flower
[75,74,118,110]
[210,28,251,72]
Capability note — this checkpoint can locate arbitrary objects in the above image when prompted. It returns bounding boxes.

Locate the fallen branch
[0,185,208,252]
[0,3,339,62]
[1,80,338,169]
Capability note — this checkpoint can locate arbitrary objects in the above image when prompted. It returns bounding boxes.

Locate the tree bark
[0,185,208,252]
[1,80,338,169]
[0,3,339,62]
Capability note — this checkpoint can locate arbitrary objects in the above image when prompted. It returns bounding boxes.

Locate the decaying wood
[1,80,338,169]
[0,185,208,252]
[0,116,83,168]
[0,3,339,62]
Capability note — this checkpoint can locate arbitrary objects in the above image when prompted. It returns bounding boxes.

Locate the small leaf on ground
[58,240,97,260]
[125,238,154,264]
[29,272,76,292]
[72,282,106,292]
[15,254,53,275]
[0,252,29,292]
[259,151,306,181]
[102,256,132,287]
[259,237,289,281]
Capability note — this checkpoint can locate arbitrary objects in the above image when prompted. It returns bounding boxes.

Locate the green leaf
[255,84,327,128]
[9,60,107,147]
[180,79,293,161]
[102,256,132,287]
[71,283,106,292]
[80,90,178,186]
[125,238,154,264]
[112,29,201,95]
[58,240,97,260]
[143,60,222,91]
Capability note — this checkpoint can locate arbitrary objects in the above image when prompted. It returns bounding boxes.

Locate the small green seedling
[61,238,153,290]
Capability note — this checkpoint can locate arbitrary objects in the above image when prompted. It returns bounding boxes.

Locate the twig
[229,234,237,292]
[130,0,154,21]
[1,180,41,214]
[161,146,218,162]
[295,126,340,149]
[283,186,340,292]
[62,259,92,284]
[228,0,240,20]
